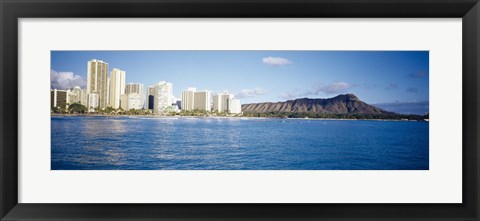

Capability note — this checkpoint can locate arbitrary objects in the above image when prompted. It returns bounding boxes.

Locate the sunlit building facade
[50,89,69,109]
[108,68,126,109]
[213,92,233,112]
[181,87,196,111]
[125,83,144,109]
[87,59,108,109]
[153,81,173,115]
[125,83,144,95]
[121,93,143,111]
[194,91,211,111]
[68,86,87,106]
[87,93,99,112]
[228,98,242,114]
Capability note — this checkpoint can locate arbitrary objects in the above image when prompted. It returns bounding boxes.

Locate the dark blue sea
[51,116,429,170]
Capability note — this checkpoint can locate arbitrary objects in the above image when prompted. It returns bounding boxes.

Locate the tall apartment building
[181,87,196,111]
[87,93,99,112]
[125,83,144,109]
[213,94,221,112]
[120,94,143,111]
[50,89,69,109]
[87,59,108,109]
[213,92,233,112]
[68,86,87,106]
[108,68,126,109]
[153,81,173,115]
[176,99,182,110]
[147,86,155,110]
[166,82,174,105]
[193,91,211,111]
[228,98,242,114]
[106,78,110,106]
[125,83,144,95]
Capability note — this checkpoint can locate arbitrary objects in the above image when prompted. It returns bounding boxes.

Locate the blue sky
[51,51,429,114]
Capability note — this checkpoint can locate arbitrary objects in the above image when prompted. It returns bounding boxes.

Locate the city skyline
[51,59,243,114]
[51,51,429,114]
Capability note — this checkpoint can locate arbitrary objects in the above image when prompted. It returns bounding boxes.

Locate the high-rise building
[106,78,110,106]
[176,99,181,110]
[120,94,143,111]
[181,87,196,111]
[87,59,109,109]
[213,92,233,112]
[166,82,174,105]
[125,83,144,109]
[153,81,173,115]
[68,86,87,106]
[194,91,211,111]
[213,94,221,112]
[87,93,99,112]
[221,93,233,112]
[67,90,76,106]
[147,86,155,110]
[148,95,154,110]
[50,89,69,109]
[228,98,242,114]
[125,83,144,95]
[108,68,126,109]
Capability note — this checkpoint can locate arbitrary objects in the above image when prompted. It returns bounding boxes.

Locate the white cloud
[279,92,300,100]
[235,87,267,99]
[51,69,86,90]
[279,82,353,100]
[315,82,352,94]
[262,57,293,66]
[279,88,313,100]
[315,82,351,94]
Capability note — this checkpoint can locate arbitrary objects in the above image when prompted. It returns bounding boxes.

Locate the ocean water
[51,116,429,170]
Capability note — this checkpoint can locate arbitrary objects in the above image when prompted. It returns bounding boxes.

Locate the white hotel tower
[125,83,144,95]
[121,83,144,111]
[153,81,173,115]
[194,90,211,111]
[213,92,233,112]
[87,59,108,109]
[108,68,126,109]
[228,98,242,114]
[212,92,241,114]
[181,87,196,111]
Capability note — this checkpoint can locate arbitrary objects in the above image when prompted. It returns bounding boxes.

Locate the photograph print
[51,51,429,170]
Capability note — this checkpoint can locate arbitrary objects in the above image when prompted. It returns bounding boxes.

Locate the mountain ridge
[241,94,394,115]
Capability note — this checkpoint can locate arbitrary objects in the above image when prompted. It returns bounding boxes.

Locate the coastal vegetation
[241,94,428,121]
[51,103,150,115]
[51,103,88,114]
[52,94,429,121]
[242,111,427,121]
[51,103,241,117]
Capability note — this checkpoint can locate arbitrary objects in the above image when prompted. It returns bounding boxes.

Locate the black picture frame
[1,0,479,220]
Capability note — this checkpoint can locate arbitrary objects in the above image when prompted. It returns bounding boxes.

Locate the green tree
[68,103,87,114]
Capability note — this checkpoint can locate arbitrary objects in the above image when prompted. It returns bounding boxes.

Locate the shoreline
[51,114,427,122]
